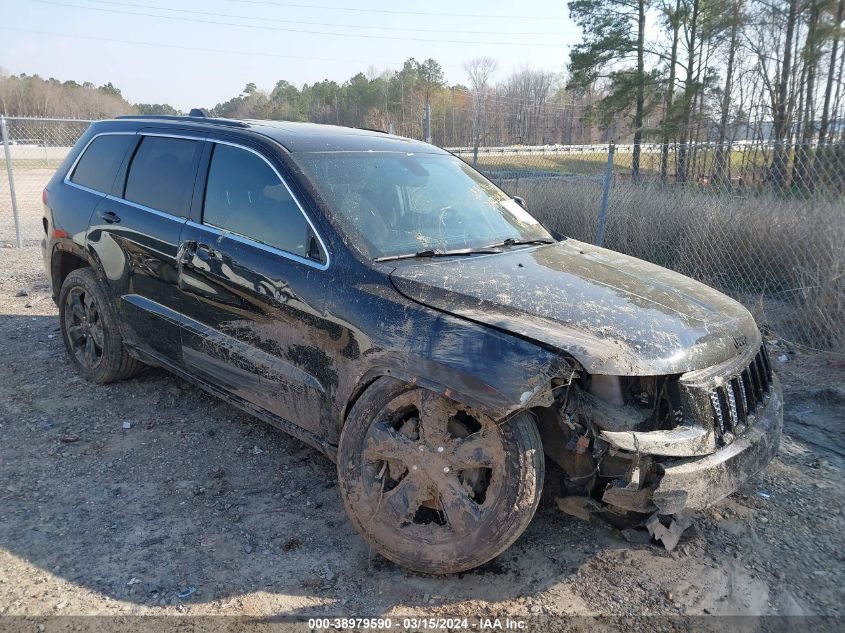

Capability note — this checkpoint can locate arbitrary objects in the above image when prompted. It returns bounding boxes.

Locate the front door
[177,140,332,433]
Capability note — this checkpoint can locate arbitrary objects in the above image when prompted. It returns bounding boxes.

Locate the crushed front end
[538,343,783,548]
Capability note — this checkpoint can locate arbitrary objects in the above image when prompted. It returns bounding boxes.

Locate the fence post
[595,142,615,247]
[1,116,23,248]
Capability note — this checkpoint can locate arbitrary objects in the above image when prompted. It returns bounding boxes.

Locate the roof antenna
[188,108,209,118]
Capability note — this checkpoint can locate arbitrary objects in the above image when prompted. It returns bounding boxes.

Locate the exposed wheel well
[51,250,89,301]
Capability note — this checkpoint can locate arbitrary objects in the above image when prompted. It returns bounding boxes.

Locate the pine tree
[567,0,651,179]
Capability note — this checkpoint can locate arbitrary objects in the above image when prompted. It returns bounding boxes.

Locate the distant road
[7,145,73,161]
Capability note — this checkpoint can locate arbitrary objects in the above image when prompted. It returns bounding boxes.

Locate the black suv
[42,115,782,573]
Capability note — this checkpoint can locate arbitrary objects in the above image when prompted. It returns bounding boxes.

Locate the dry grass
[516,178,845,350]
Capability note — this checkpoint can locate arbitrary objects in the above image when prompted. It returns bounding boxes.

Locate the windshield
[292,151,553,259]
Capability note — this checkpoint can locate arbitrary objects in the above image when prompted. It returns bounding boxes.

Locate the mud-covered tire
[338,377,544,574]
[59,267,144,384]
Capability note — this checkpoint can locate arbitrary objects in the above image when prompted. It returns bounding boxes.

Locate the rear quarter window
[69,134,136,194]
[124,136,202,217]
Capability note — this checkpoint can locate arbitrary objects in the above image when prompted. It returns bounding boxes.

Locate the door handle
[178,240,197,266]
[178,241,219,268]
[99,210,121,224]
[195,243,219,260]
[196,244,220,259]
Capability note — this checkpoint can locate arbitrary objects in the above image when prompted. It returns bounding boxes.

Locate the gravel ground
[1,245,844,620]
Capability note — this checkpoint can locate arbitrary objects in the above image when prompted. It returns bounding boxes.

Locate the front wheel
[337,378,544,574]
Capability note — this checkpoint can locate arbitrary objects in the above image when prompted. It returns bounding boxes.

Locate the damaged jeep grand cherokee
[42,114,782,574]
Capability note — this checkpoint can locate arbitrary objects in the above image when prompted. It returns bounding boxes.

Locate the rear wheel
[59,268,143,384]
[338,378,544,574]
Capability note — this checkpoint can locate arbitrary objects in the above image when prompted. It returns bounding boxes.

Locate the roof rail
[355,126,388,134]
[114,114,250,128]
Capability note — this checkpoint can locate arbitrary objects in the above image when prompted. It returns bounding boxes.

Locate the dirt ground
[1,245,844,621]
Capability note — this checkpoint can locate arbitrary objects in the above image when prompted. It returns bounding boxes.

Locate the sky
[2,0,580,111]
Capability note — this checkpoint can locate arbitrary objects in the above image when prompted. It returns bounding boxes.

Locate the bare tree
[464,57,498,162]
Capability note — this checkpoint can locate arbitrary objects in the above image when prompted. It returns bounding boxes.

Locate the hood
[389,239,760,375]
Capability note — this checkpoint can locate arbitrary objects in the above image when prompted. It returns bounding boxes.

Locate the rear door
[86,130,204,363]
[177,138,332,433]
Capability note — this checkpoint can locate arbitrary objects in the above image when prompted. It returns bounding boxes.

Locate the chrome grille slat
[742,368,757,411]
[749,358,764,400]
[756,355,768,391]
[731,377,746,423]
[706,344,772,445]
[709,389,725,434]
[737,375,749,418]
[761,344,773,380]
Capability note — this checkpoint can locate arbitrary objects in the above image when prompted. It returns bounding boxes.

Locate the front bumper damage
[619,376,781,549]
[546,369,783,549]
[651,376,782,514]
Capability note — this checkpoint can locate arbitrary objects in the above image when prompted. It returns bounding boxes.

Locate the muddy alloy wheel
[59,268,144,384]
[338,378,544,574]
[64,285,105,370]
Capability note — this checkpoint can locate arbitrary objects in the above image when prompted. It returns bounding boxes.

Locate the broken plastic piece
[602,482,656,514]
[644,510,694,551]
[555,495,603,521]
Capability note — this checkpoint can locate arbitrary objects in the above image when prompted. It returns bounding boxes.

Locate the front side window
[69,134,135,194]
[124,136,201,217]
[203,143,312,259]
[292,152,552,259]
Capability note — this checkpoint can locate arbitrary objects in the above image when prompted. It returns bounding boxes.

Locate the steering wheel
[436,205,468,248]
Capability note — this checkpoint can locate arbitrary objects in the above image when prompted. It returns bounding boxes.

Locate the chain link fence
[0,116,93,247]
[452,142,845,351]
[1,116,843,350]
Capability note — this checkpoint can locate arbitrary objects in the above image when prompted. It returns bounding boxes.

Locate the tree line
[569,0,845,185]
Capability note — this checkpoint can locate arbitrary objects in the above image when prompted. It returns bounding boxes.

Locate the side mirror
[513,196,527,208]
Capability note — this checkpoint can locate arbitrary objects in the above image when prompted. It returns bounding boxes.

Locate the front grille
[709,344,773,445]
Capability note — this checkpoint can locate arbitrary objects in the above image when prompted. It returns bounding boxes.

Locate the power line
[0,26,457,68]
[33,0,567,47]
[81,0,574,36]
[222,0,568,20]
[1,26,588,112]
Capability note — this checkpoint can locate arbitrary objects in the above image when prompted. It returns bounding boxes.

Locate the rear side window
[69,134,135,194]
[124,136,201,217]
[203,143,313,259]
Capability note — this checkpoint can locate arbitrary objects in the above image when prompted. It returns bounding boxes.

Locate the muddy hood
[389,239,760,375]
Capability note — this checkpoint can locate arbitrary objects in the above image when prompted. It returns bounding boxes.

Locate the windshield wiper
[483,237,556,249]
[374,247,502,262]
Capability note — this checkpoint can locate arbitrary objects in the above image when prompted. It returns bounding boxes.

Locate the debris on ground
[645,511,695,551]
[122,420,132,430]
[177,586,197,599]
[621,528,652,545]
[555,495,602,521]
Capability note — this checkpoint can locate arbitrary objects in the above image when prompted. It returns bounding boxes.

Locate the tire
[337,378,544,574]
[58,267,144,384]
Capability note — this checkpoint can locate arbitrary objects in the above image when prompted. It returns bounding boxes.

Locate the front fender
[342,310,576,431]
